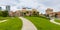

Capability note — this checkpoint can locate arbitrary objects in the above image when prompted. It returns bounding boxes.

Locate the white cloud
[0,0,60,14]
[0,0,18,6]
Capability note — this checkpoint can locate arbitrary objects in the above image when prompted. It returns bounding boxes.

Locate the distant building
[46,8,55,18]
[9,8,39,17]
[9,11,14,17]
[45,8,60,18]
[0,7,2,10]
[55,12,60,18]
[46,8,53,15]
[22,8,26,12]
[6,5,10,11]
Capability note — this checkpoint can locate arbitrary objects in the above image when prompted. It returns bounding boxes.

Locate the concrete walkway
[0,20,7,23]
[50,19,60,25]
[19,17,37,30]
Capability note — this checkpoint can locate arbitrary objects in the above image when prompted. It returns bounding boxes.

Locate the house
[46,8,55,17]
[14,10,21,16]
[45,8,60,18]
[9,8,39,17]
[55,12,60,18]
[9,11,15,17]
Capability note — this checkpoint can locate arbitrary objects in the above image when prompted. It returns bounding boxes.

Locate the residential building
[55,12,60,18]
[46,8,53,15]
[15,10,21,16]
[45,8,60,18]
[9,8,39,17]
[46,8,55,18]
[9,11,14,17]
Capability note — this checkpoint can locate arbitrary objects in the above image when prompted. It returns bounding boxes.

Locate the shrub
[0,10,9,17]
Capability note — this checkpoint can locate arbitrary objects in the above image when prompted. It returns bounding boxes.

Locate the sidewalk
[19,17,37,30]
[0,20,7,23]
[50,19,60,25]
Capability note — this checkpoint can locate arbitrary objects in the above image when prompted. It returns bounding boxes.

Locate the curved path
[0,20,7,23]
[50,19,60,25]
[19,17,37,30]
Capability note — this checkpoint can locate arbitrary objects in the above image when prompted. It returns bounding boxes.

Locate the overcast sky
[0,0,60,14]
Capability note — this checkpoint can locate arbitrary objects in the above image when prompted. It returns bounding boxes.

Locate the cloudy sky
[0,0,60,14]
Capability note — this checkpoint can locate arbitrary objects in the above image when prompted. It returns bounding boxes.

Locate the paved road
[19,17,37,30]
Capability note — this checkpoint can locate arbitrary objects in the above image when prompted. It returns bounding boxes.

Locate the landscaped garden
[25,16,60,30]
[0,17,22,30]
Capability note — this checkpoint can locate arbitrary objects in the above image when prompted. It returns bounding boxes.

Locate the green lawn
[0,17,7,20]
[0,17,22,30]
[55,19,60,23]
[25,16,60,30]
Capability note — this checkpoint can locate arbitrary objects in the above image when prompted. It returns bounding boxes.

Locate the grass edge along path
[19,17,37,30]
[25,16,60,30]
[55,19,60,23]
[0,17,22,30]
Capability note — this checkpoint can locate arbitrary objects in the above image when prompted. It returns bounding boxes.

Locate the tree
[2,10,8,17]
[0,11,2,16]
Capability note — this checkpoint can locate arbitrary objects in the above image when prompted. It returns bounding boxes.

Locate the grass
[0,17,22,30]
[25,16,60,30]
[55,19,60,23]
[0,17,7,20]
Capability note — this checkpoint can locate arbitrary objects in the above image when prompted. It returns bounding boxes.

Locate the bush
[0,11,3,16]
[0,10,9,17]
